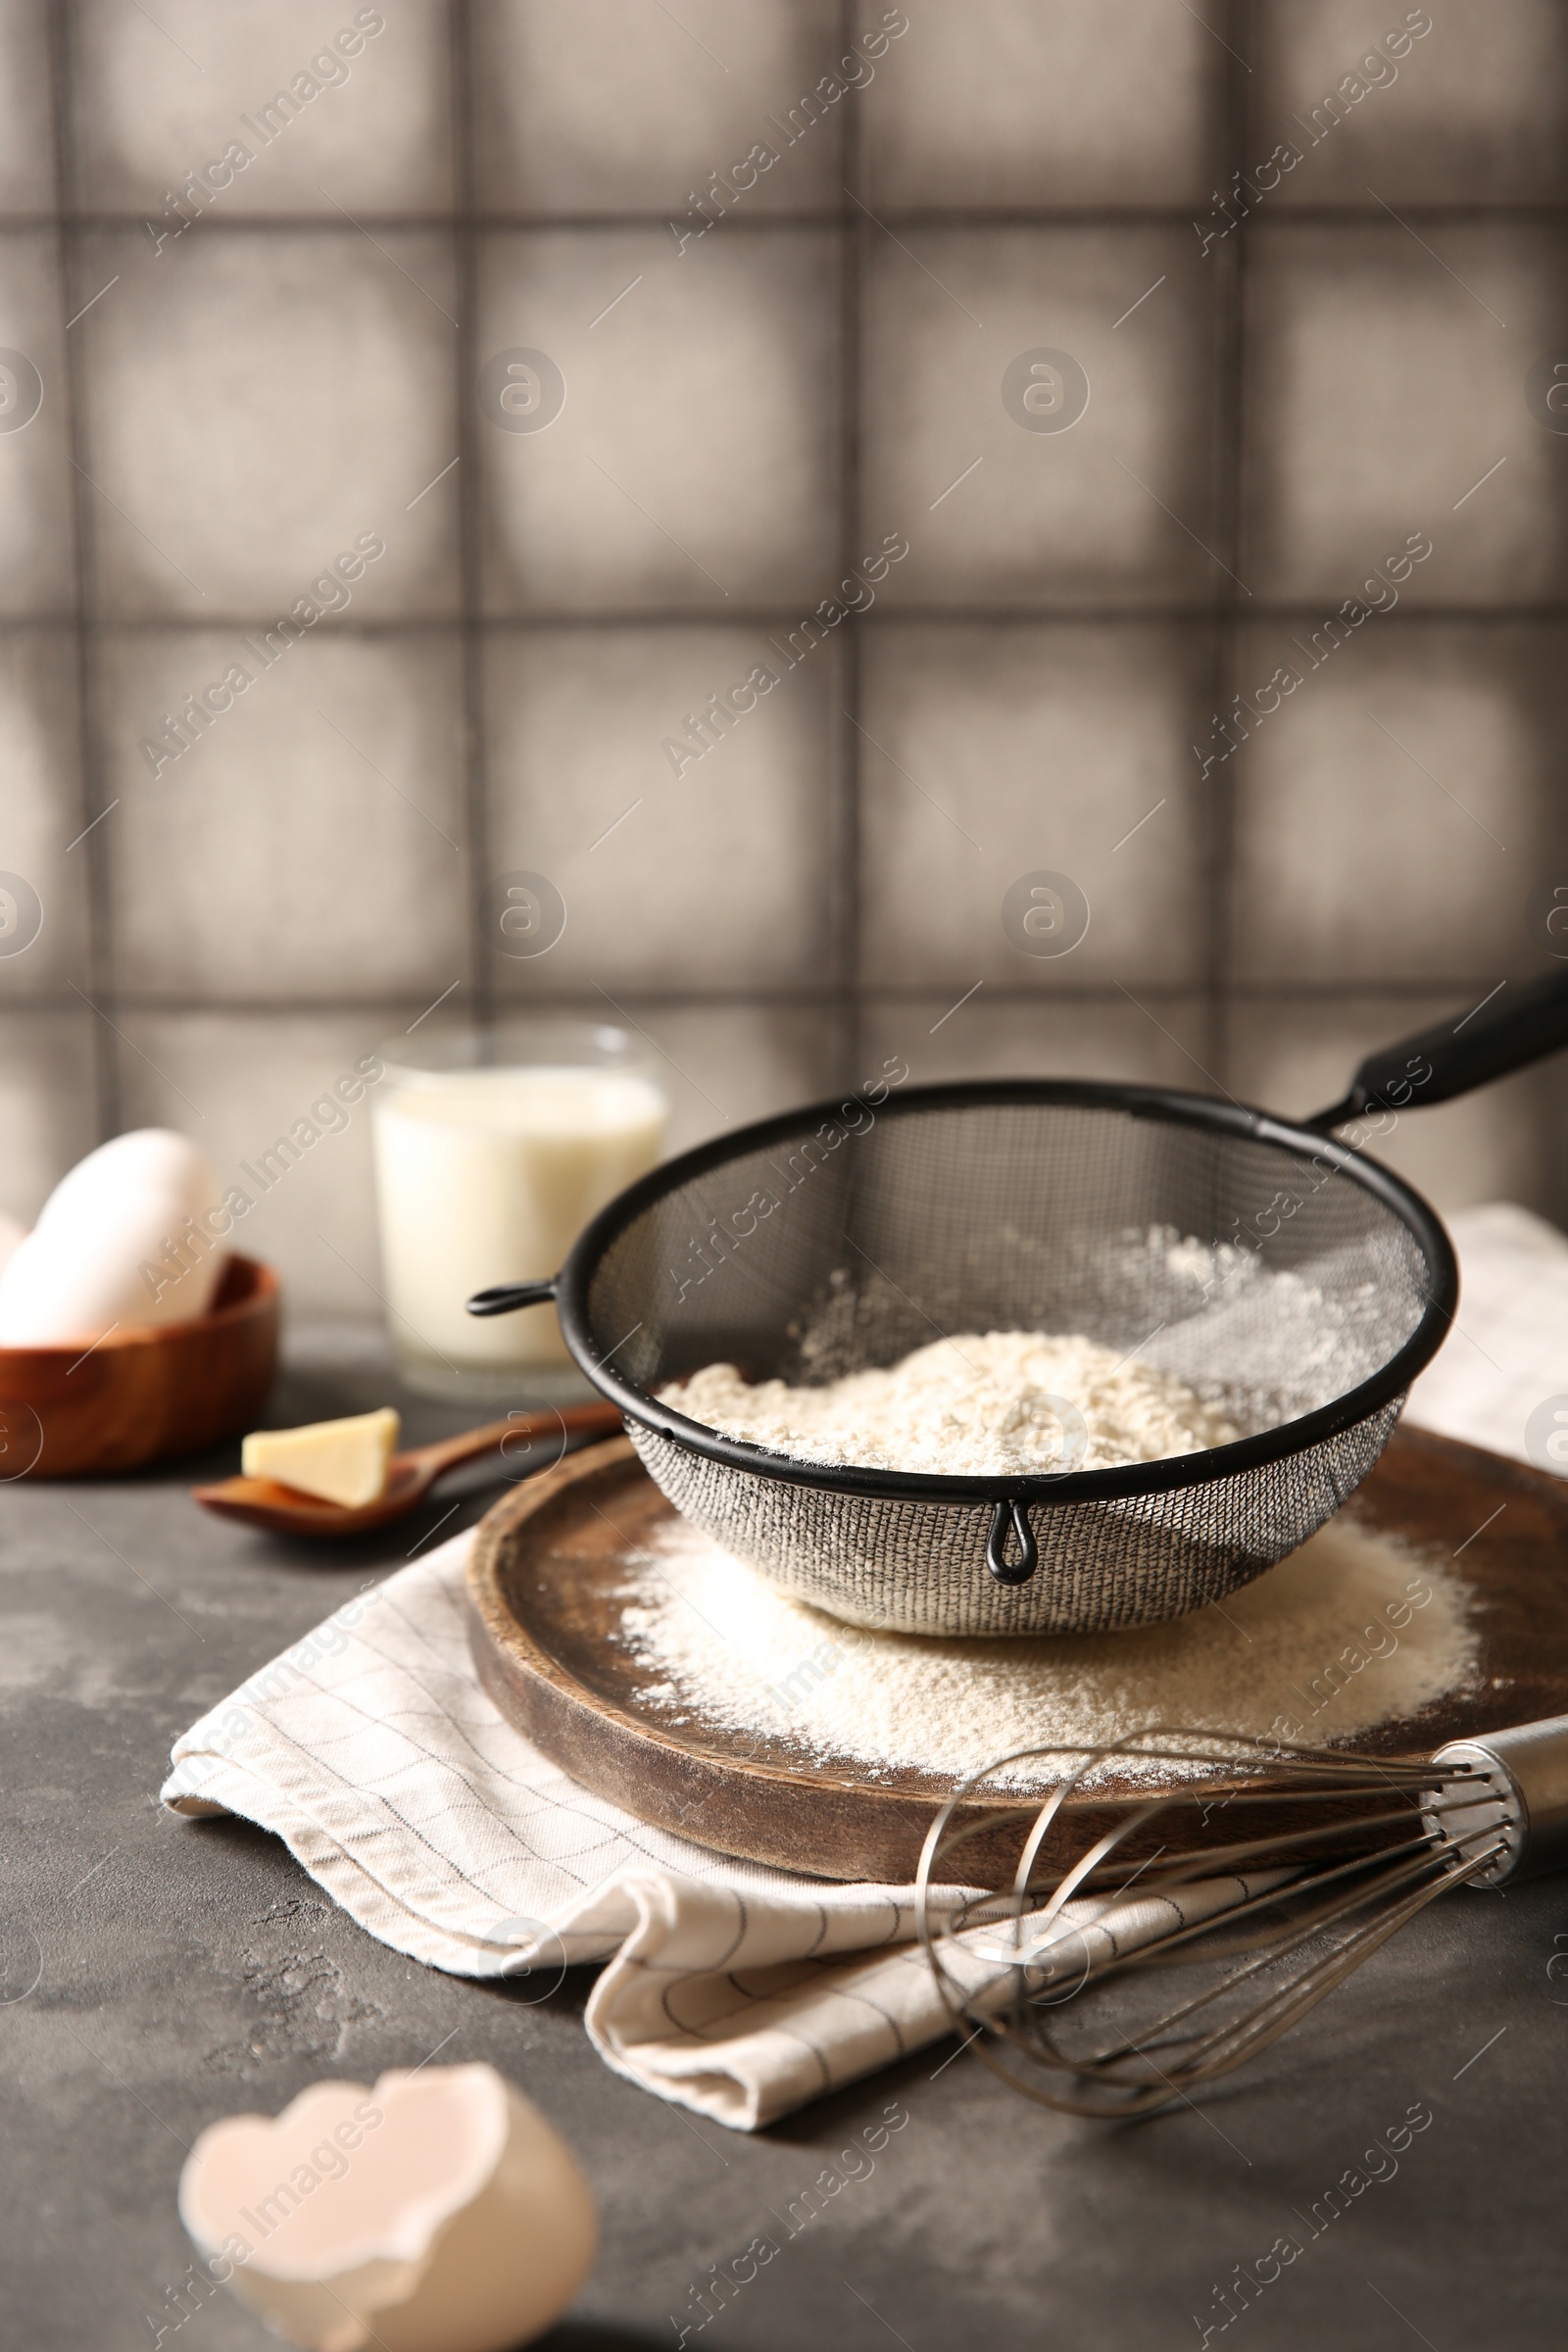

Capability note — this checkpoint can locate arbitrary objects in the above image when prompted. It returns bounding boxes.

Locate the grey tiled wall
[2,0,1567,1316]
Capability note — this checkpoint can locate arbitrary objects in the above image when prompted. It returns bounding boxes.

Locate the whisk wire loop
[914,1722,1509,2119]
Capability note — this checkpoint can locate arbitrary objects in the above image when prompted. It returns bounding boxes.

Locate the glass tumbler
[371,1019,667,1402]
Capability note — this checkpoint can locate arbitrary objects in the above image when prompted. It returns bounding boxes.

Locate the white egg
[0,1174,227,1347]
[35,1129,220,1238]
[0,1207,24,1277]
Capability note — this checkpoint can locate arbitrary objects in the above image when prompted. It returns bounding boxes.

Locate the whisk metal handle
[1310,967,1568,1132]
[1427,1714,1568,1886]
[987,1499,1038,1586]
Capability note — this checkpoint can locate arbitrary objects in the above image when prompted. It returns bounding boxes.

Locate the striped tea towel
[161,1535,1255,2131]
[163,1201,1567,2130]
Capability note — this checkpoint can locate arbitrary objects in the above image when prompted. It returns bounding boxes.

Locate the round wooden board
[465,1427,1568,1885]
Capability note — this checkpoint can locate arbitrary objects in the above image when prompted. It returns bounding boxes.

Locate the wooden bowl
[0,1253,279,1478]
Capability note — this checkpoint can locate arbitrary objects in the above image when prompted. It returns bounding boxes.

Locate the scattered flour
[662,1331,1240,1477]
[616,1513,1479,1787]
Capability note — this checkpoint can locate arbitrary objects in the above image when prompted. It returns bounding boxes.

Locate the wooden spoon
[191,1402,623,1539]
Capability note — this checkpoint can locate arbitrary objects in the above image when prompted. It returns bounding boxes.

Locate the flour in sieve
[615,1514,1479,1786]
[662,1330,1239,1477]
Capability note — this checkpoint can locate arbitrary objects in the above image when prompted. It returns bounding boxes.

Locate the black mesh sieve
[527,1082,1453,1636]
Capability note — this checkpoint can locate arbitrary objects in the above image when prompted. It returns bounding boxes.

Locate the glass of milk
[371,1020,668,1401]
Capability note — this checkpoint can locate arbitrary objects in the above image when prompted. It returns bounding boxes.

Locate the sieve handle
[1309,968,1568,1131]
[466,1277,559,1318]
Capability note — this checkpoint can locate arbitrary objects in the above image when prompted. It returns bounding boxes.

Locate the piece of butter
[241,1406,400,1508]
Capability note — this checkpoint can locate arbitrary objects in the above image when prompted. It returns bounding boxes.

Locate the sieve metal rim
[548,1079,1458,1509]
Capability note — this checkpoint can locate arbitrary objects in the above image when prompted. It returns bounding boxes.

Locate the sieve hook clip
[987,1499,1038,1586]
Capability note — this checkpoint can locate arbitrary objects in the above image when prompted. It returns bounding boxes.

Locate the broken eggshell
[178,2062,597,2352]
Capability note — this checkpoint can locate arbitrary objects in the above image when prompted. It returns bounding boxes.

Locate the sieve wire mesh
[571,1096,1441,1636]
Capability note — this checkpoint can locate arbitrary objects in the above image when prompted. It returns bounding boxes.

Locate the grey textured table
[5,1334,1566,2351]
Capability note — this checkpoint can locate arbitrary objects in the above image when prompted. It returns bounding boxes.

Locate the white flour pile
[616,1514,1479,1785]
[662,1331,1240,1476]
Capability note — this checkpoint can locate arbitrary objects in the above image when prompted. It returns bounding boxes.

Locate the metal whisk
[914,1717,1568,2118]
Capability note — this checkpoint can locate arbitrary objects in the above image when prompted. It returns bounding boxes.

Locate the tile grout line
[13,204,1568,233]
[0,979,1548,1019]
[451,0,488,1030]
[48,0,120,1139]
[22,605,1568,634]
[837,0,863,1091]
[1200,0,1254,1095]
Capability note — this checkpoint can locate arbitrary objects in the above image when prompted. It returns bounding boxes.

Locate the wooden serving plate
[0,1253,279,1477]
[466,1426,1568,1884]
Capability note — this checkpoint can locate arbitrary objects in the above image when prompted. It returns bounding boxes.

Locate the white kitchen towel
[161,1533,1260,2130]
[164,1201,1568,2130]
[1403,1202,1568,1461]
